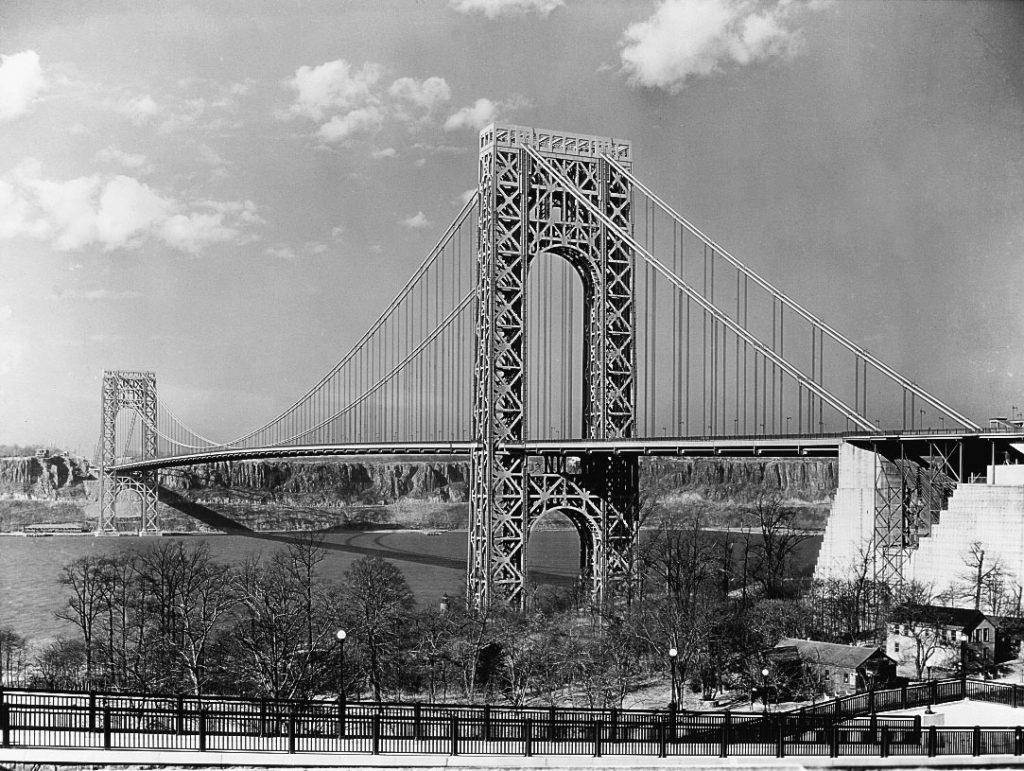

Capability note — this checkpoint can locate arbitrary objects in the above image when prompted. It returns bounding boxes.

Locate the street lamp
[668,647,678,709]
[761,667,770,714]
[958,632,969,680]
[336,628,347,703]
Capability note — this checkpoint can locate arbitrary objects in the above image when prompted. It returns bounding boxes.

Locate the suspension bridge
[99,124,1024,608]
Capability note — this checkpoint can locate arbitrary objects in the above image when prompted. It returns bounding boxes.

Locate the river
[0,528,582,644]
[0,526,822,646]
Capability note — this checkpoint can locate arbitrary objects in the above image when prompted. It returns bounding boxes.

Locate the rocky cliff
[0,455,837,533]
[159,459,468,508]
[0,455,93,499]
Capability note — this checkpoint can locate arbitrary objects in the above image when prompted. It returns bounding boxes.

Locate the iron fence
[2,678,1024,758]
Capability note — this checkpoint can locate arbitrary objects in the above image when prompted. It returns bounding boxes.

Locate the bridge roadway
[107,430,1024,474]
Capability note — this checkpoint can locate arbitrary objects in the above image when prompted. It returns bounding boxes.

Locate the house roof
[773,638,889,669]
[896,604,989,634]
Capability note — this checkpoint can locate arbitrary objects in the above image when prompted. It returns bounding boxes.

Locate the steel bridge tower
[468,125,638,609]
[99,370,159,533]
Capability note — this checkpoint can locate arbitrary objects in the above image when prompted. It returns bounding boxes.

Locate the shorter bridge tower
[99,370,159,534]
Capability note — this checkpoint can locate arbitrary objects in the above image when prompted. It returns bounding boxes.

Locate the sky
[0,0,1022,454]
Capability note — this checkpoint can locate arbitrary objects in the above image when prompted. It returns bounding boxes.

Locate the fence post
[371,713,381,755]
[450,715,459,756]
[288,707,296,754]
[867,687,875,714]
[548,705,556,739]
[337,697,346,739]
[719,710,730,758]
[900,684,908,710]
[880,726,889,758]
[776,719,785,758]
[483,704,491,741]
[88,691,96,732]
[198,708,206,753]
[930,679,938,708]
[1015,726,1022,756]
[928,725,937,757]
[259,698,267,737]
[523,718,533,757]
[1,702,10,749]
[103,701,112,750]
[834,696,842,720]
[414,702,422,741]
[869,711,878,743]
[594,719,603,758]
[175,694,184,736]
[609,706,618,742]
[830,726,839,758]
[1015,686,1020,710]
[973,725,981,757]
[658,720,667,758]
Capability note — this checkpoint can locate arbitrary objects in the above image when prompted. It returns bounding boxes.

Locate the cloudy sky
[1,0,1022,453]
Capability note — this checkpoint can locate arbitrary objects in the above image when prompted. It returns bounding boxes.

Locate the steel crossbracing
[101,124,985,604]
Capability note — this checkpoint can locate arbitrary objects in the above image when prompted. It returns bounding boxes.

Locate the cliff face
[159,460,469,508]
[159,457,836,508]
[0,456,93,499]
[643,458,836,503]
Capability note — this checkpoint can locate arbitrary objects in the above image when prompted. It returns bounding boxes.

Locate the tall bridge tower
[468,125,638,609]
[99,370,159,533]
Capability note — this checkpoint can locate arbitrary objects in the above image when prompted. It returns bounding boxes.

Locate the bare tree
[750,492,813,599]
[957,541,1006,611]
[55,555,106,684]
[0,626,28,686]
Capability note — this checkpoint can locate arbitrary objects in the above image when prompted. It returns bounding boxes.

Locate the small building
[886,604,997,679]
[770,638,897,697]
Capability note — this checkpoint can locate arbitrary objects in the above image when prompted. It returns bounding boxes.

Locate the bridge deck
[106,430,1024,474]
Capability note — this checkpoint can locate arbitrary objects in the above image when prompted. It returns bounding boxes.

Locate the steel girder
[99,370,159,534]
[468,124,638,609]
[871,439,961,594]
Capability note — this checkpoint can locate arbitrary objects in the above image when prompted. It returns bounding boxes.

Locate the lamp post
[761,667,770,714]
[959,631,969,681]
[336,628,347,703]
[668,647,678,709]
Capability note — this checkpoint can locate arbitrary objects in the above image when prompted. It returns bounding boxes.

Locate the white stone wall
[906,483,1024,598]
[814,443,877,580]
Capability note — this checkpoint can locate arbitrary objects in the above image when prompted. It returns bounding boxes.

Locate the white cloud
[0,160,259,255]
[401,211,431,229]
[620,0,814,92]
[115,94,161,125]
[449,0,564,18]
[285,59,383,121]
[265,245,298,261]
[160,212,239,255]
[458,188,477,205]
[371,147,397,159]
[443,98,498,131]
[317,106,384,143]
[94,146,153,174]
[0,50,46,121]
[388,76,451,112]
[57,288,142,301]
[284,61,455,142]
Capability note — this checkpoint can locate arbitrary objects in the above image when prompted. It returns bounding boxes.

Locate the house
[769,638,897,697]
[886,604,997,679]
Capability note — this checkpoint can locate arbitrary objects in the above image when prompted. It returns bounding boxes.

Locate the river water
[0,528,581,645]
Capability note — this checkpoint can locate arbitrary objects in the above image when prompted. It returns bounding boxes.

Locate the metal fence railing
[1,678,1023,758]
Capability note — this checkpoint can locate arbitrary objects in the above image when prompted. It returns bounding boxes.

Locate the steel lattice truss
[100,370,159,533]
[469,126,637,608]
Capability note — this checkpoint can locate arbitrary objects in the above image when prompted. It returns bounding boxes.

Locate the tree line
[0,493,939,707]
